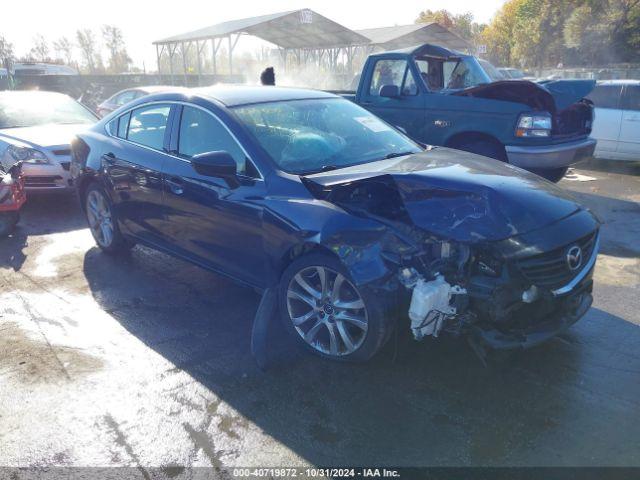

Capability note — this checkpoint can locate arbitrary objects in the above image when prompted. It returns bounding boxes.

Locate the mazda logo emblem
[566,246,583,271]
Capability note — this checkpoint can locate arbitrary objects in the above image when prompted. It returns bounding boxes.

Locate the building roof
[154,9,369,49]
[356,23,470,52]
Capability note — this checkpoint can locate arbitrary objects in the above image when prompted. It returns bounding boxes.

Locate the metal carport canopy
[355,23,470,52]
[153,9,369,48]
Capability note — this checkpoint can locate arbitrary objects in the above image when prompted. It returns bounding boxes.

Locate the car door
[104,103,172,245]
[618,84,640,156]
[586,84,623,155]
[161,104,266,286]
[361,58,426,140]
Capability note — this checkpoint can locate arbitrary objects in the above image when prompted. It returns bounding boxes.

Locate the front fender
[262,197,412,288]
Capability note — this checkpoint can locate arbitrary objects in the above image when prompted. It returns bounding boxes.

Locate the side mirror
[379,84,400,98]
[191,151,238,186]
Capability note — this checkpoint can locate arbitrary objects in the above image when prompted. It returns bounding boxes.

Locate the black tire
[528,166,569,183]
[278,252,393,362]
[0,211,19,237]
[454,139,507,162]
[84,182,134,254]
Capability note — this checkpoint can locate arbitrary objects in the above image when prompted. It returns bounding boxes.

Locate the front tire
[529,166,569,183]
[278,253,392,362]
[455,139,507,162]
[84,183,133,254]
[0,211,19,237]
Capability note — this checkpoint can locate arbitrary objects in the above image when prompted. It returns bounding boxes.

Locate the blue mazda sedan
[71,86,599,362]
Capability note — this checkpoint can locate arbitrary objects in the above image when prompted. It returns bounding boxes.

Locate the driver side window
[178,106,249,175]
[369,60,407,96]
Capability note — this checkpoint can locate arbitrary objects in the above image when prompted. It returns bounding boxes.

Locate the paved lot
[1,160,639,470]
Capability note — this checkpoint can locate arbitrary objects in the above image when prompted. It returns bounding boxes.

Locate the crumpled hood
[0,123,89,148]
[453,79,595,113]
[302,148,583,243]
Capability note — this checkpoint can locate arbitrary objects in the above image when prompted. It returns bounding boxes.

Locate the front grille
[60,162,71,171]
[24,175,62,187]
[52,149,71,156]
[517,231,597,289]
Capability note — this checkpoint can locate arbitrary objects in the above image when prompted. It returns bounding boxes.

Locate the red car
[0,162,26,236]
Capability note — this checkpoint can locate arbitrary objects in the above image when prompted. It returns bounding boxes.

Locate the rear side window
[127,105,170,150]
[369,60,407,96]
[178,106,247,174]
[587,85,622,109]
[117,112,130,139]
[621,85,640,111]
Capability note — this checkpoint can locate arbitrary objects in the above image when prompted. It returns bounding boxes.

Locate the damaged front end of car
[301,154,600,350]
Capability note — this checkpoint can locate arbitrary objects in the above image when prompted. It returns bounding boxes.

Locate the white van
[588,80,640,161]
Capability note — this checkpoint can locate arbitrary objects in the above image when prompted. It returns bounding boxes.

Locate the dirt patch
[0,321,103,384]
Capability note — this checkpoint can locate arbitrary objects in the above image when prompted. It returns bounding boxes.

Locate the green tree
[415,9,486,44]
[102,25,132,73]
[53,37,75,65]
[29,34,50,62]
[0,35,14,69]
[76,29,103,73]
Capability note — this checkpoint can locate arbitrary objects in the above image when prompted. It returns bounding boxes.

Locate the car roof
[596,79,640,85]
[136,85,177,93]
[191,85,338,107]
[372,43,467,59]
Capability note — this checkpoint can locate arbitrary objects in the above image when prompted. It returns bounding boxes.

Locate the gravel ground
[0,159,639,472]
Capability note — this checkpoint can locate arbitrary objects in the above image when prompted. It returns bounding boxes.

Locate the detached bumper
[506,137,596,169]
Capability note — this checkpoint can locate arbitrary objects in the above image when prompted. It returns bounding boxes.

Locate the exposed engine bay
[302,152,600,349]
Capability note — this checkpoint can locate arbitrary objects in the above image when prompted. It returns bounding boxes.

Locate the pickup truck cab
[344,44,596,182]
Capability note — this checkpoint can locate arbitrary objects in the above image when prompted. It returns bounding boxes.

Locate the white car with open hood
[0,91,98,192]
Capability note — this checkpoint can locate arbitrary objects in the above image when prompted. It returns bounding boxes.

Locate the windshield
[233,98,421,175]
[478,59,505,81]
[416,56,496,90]
[0,92,97,129]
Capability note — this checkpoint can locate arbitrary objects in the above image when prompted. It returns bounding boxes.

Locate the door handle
[165,177,184,195]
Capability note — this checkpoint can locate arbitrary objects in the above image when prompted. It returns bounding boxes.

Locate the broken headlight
[6,144,50,164]
[515,113,552,137]
[474,252,502,277]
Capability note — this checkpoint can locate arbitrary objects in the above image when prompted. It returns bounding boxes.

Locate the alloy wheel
[86,190,114,248]
[286,266,368,357]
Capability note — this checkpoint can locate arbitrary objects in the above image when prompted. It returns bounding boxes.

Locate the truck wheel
[84,183,134,254]
[0,211,19,237]
[455,139,507,162]
[278,253,392,362]
[529,167,569,183]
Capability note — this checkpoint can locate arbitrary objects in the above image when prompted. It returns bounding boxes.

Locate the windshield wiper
[302,165,340,175]
[384,151,415,159]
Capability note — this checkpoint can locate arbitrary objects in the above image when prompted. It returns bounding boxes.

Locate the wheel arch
[276,242,341,278]
[444,131,504,150]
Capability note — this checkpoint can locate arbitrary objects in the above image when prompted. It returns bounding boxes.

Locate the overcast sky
[4,0,506,69]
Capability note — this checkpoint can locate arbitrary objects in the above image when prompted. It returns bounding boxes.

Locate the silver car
[96,86,175,118]
[0,91,97,193]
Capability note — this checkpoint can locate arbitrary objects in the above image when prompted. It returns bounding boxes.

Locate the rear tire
[278,252,393,362]
[0,211,19,237]
[84,183,133,254]
[529,166,569,183]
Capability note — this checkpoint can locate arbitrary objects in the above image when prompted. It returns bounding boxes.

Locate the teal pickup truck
[341,44,596,182]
